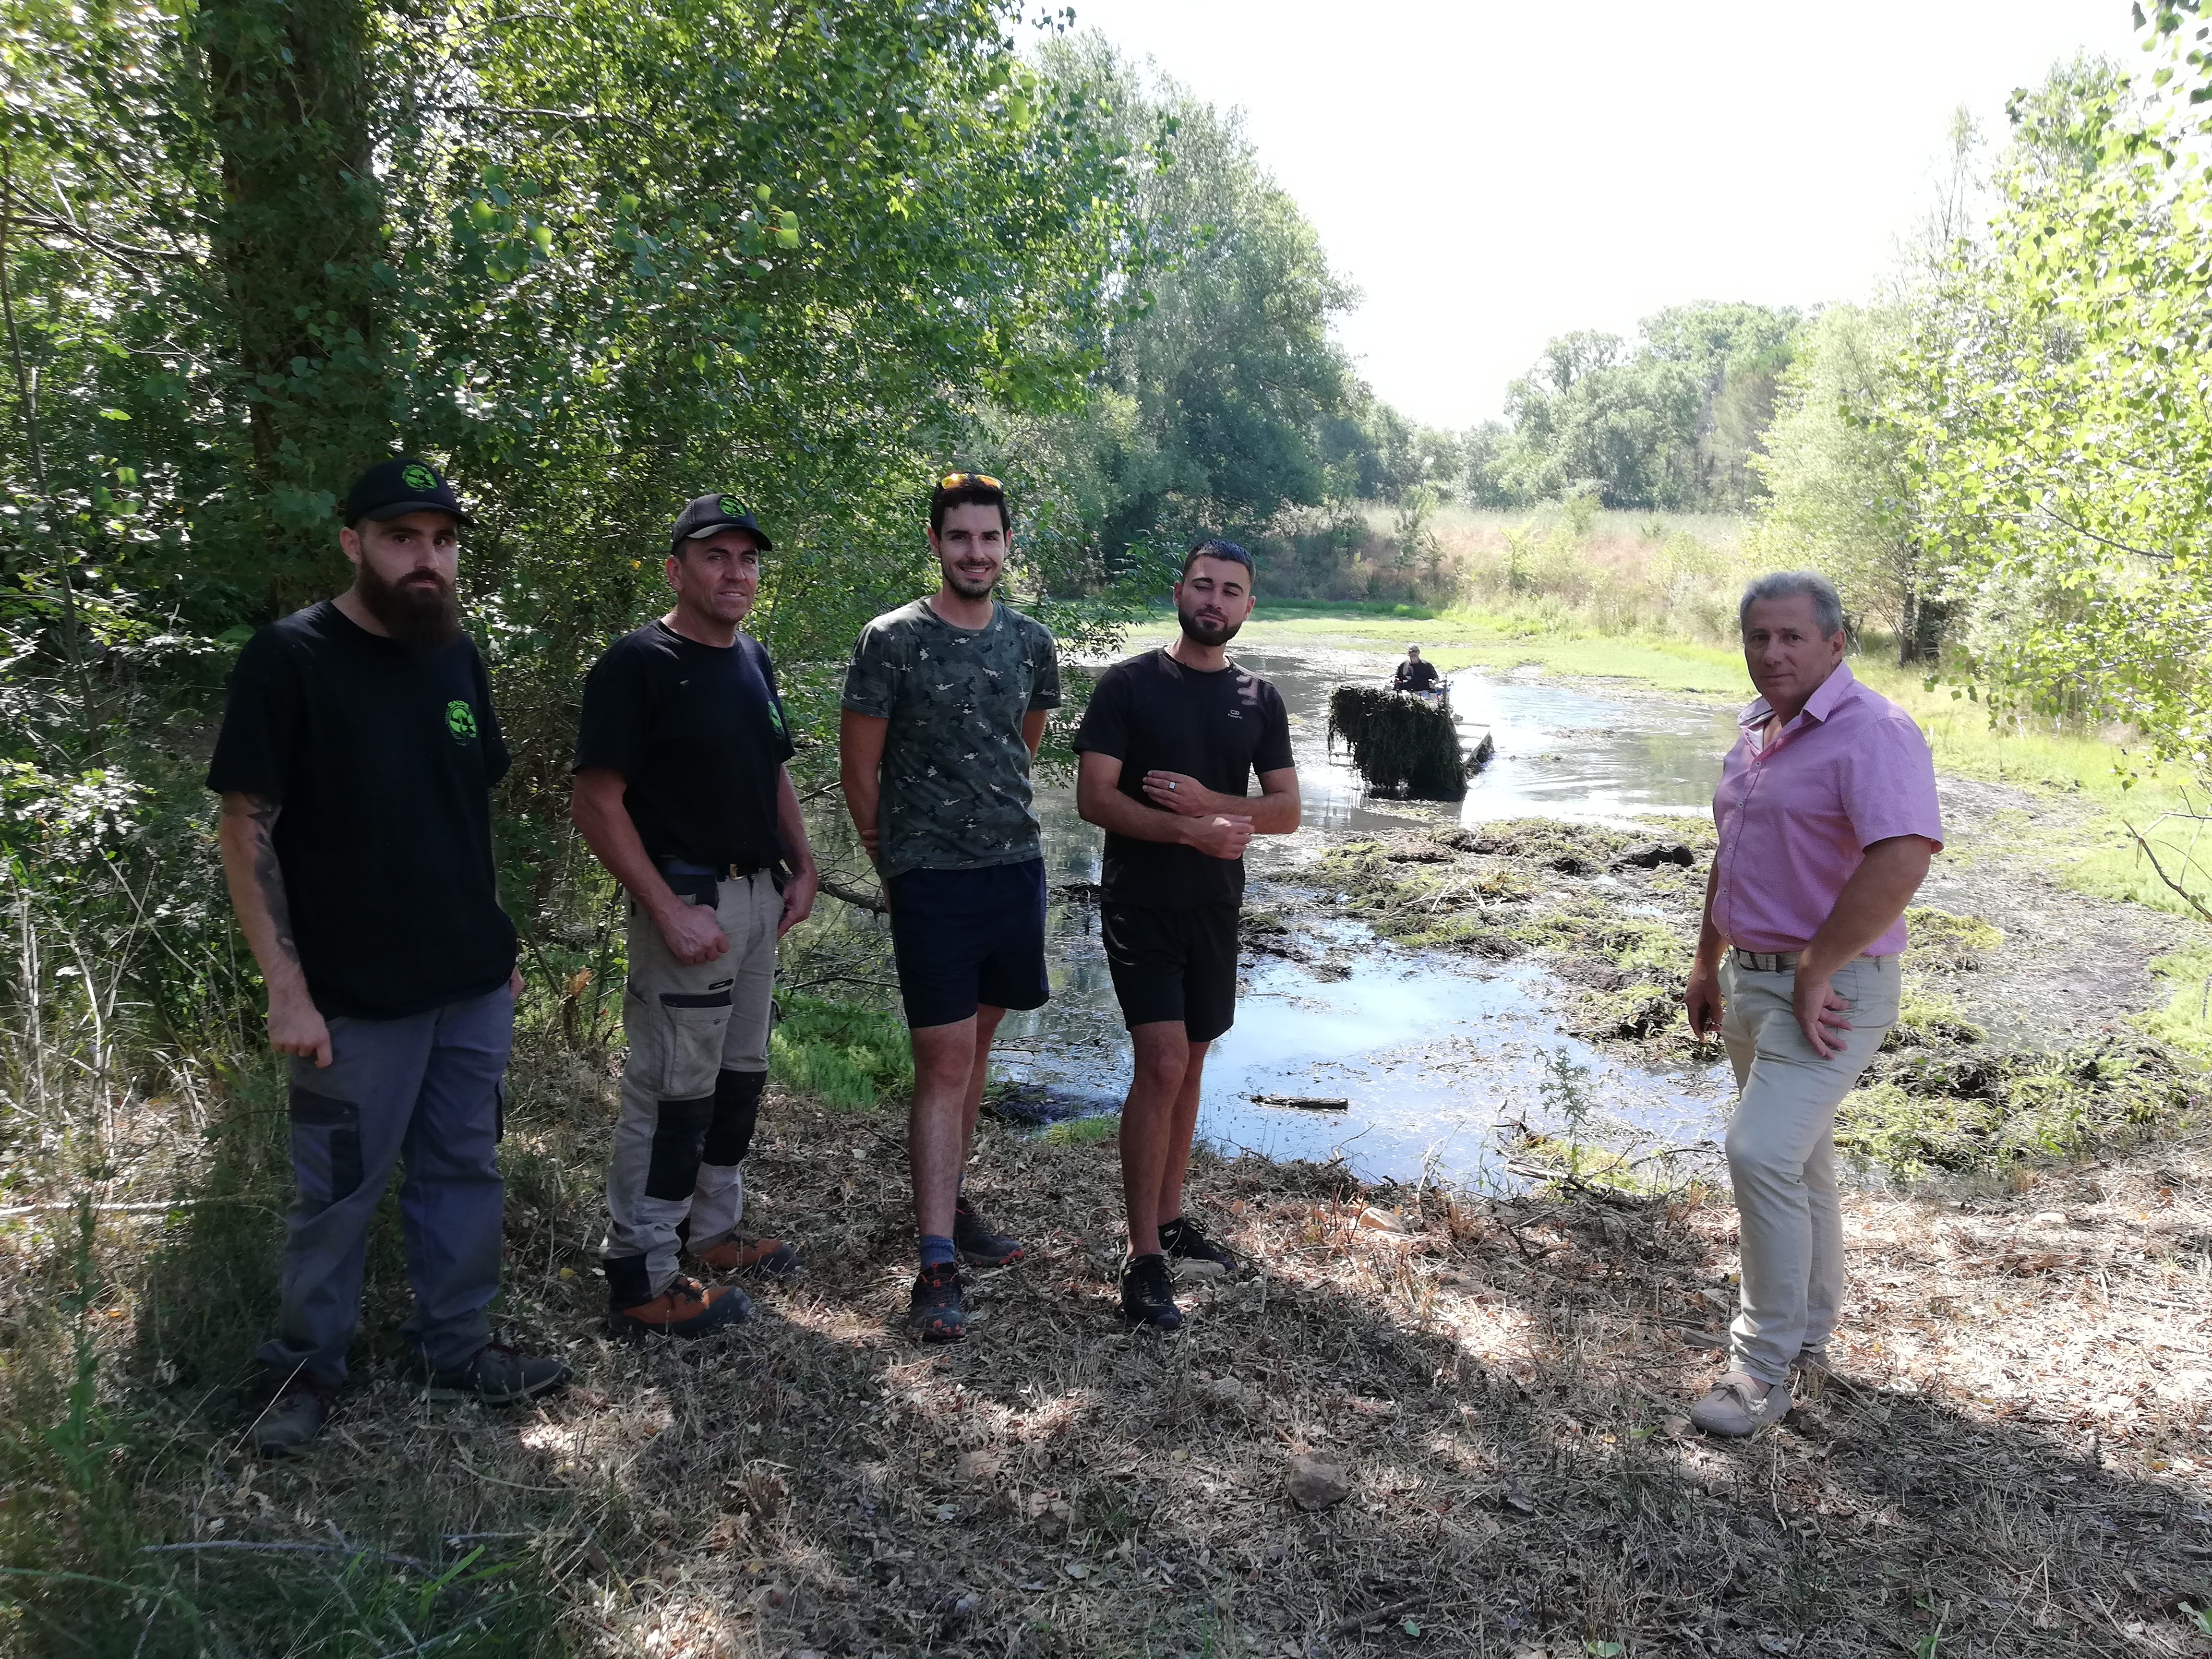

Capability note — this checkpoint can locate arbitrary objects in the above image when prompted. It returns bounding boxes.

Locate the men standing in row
[1075,539,1298,1330]
[573,495,820,1340]
[839,473,1061,1342]
[1682,571,1941,1435]
[210,458,569,1456]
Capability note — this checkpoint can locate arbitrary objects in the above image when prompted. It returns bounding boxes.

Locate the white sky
[1037,1,2146,428]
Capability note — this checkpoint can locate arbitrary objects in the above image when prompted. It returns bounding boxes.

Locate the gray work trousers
[1719,953,1900,1385]
[259,983,514,1385]
[604,871,780,1308]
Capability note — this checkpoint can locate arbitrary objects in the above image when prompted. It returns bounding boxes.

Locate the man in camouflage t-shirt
[840,473,1060,1342]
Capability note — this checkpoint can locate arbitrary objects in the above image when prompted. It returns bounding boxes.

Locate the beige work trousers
[1718,952,1900,1385]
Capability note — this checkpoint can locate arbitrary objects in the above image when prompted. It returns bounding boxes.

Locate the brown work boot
[609,1275,749,1341]
[691,1233,800,1279]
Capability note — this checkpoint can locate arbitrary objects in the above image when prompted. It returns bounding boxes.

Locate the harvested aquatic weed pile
[6,1070,2209,1657]
[1300,819,2204,1175]
[1326,686,1471,799]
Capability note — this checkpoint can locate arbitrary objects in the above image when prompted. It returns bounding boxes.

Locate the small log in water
[1326,685,1479,799]
[1250,1093,1350,1111]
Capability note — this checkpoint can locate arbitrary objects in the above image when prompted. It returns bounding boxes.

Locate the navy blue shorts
[886,859,1050,1029]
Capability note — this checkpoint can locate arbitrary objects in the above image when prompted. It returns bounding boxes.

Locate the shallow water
[992,648,1743,1186]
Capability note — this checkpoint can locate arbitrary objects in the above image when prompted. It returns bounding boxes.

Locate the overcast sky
[1035,2,2146,429]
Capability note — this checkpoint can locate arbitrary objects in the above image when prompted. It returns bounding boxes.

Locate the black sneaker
[908,1262,967,1342]
[1119,1252,1183,1331]
[1158,1214,1240,1279]
[953,1197,1025,1267]
[250,1371,337,1457]
[417,1341,572,1403]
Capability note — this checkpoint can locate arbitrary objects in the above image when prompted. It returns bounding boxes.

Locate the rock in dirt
[1612,841,1696,869]
[1286,1454,1353,1511]
[1356,1206,1411,1234]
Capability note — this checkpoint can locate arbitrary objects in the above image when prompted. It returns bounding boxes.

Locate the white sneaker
[1689,1371,1793,1437]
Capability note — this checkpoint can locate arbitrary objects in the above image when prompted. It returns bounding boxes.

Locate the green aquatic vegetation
[1326,686,1471,798]
[1903,906,2006,971]
[1839,1036,2196,1177]
[769,995,915,1110]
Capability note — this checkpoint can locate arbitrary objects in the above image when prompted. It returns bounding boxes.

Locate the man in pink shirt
[1682,571,1943,1436]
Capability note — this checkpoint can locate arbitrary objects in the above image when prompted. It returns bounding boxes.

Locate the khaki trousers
[1718,952,1899,1385]
[603,871,781,1307]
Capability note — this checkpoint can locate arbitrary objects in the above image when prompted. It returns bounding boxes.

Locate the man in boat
[839,472,1061,1343]
[572,493,821,1341]
[1391,644,1441,695]
[1681,570,1941,1435]
[1074,538,1299,1330]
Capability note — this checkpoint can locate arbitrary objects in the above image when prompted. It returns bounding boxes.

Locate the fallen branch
[0,1199,195,1218]
[2123,818,2212,927]
[1328,1594,1428,1637]
[819,875,885,914]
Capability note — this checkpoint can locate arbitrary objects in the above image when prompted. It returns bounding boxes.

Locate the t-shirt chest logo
[445,700,478,745]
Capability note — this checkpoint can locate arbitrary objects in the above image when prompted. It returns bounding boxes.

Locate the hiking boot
[953,1197,1024,1267]
[1158,1214,1240,1279]
[1119,1252,1183,1331]
[610,1275,750,1341]
[250,1371,337,1458]
[1688,1371,1793,1437]
[692,1232,801,1280]
[417,1341,572,1404]
[907,1262,967,1342]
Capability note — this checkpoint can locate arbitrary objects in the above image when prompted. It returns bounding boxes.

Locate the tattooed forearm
[218,793,303,978]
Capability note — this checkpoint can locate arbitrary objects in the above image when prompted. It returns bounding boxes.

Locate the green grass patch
[1041,1113,1118,1146]
[2138,945,2212,1060]
[769,995,912,1110]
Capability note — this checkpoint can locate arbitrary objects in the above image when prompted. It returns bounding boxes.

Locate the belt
[661,859,764,881]
[1731,948,1799,973]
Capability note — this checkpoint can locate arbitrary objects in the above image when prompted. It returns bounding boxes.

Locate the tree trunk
[1899,580,1948,665]
[200,0,388,607]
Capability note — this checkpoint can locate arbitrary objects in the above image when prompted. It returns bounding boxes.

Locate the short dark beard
[1178,605,1243,649]
[942,563,998,601]
[356,561,462,649]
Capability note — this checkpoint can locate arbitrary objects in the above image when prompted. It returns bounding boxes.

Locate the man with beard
[1392,645,1441,695]
[1073,539,1298,1330]
[840,473,1060,1342]
[572,494,820,1339]
[209,457,568,1455]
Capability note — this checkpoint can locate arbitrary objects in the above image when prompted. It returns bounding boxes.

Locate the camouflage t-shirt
[841,599,1061,878]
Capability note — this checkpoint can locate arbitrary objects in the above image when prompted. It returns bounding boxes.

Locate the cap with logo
[670,493,774,558]
[344,457,476,528]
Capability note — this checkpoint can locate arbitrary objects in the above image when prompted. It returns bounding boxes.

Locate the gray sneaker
[417,1341,571,1404]
[1689,1371,1793,1437]
[250,1372,337,1457]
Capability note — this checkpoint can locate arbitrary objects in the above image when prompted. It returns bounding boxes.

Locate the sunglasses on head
[938,472,1002,492]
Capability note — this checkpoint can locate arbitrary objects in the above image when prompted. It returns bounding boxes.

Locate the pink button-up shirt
[1711,662,1944,957]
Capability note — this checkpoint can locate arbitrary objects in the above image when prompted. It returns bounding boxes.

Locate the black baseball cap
[343,457,475,527]
[669,493,773,557]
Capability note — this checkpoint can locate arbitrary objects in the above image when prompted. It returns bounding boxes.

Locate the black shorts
[1102,899,1240,1043]
[886,859,1050,1029]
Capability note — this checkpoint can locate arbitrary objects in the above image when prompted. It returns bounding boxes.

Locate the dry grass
[7,1038,2211,1658]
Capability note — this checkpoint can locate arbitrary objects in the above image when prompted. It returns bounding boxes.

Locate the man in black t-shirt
[208,457,568,1456]
[1392,646,1441,695]
[1073,538,1298,1331]
[572,493,820,1340]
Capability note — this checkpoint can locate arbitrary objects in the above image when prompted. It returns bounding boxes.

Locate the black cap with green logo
[344,457,476,527]
[670,493,774,557]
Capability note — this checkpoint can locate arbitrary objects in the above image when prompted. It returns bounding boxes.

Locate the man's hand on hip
[777,868,818,938]
[655,899,729,966]
[267,985,333,1069]
[1791,970,1854,1059]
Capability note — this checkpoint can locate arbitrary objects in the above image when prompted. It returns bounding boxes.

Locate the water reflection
[998,647,1743,1185]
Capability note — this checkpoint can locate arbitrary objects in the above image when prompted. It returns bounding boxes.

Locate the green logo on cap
[719,495,745,520]
[402,462,438,493]
[445,700,477,744]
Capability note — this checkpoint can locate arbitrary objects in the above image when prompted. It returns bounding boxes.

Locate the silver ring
[1167,781,1177,791]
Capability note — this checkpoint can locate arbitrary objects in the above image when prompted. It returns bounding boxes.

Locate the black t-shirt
[205,601,517,1020]
[572,620,796,871]
[1394,659,1440,692]
[1072,648,1296,908]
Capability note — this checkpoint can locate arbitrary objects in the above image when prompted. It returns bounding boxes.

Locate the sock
[919,1234,956,1269]
[1158,1215,1185,1245]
